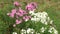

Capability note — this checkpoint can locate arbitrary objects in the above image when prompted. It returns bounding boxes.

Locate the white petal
[12,32,17,34]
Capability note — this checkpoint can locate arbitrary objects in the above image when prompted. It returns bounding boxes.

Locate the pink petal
[16,12,23,16]
[16,19,22,24]
[26,2,37,11]
[28,16,31,18]
[19,9,27,15]
[30,2,37,7]
[10,13,14,18]
[14,1,19,6]
[11,9,16,14]
[23,16,29,21]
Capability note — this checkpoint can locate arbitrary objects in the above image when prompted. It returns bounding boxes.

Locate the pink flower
[23,16,31,21]
[11,9,17,14]
[16,12,23,16]
[14,1,19,6]
[16,19,22,24]
[7,9,17,18]
[16,8,27,16]
[19,8,27,14]
[26,4,33,11]
[9,13,14,18]
[30,2,37,8]
[26,2,37,11]
[28,16,31,18]
[7,13,14,18]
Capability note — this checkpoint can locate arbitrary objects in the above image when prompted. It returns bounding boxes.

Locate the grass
[0,0,60,34]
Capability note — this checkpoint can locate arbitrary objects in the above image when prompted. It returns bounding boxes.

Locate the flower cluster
[20,28,42,34]
[30,11,48,25]
[7,1,58,34]
[7,1,37,27]
[40,27,47,33]
[21,28,35,34]
[12,27,58,34]
[48,26,58,34]
[29,11,54,25]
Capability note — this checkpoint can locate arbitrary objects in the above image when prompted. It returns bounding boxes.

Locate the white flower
[31,17,40,22]
[40,18,46,24]
[33,12,42,18]
[42,12,48,16]
[50,20,53,24]
[29,10,35,16]
[29,11,34,14]
[48,26,58,34]
[27,28,35,34]
[53,29,58,34]
[25,19,29,22]
[40,27,46,33]
[47,17,50,21]
[21,29,26,34]
[45,21,48,25]
[48,27,53,33]
[12,32,17,34]
[34,16,37,18]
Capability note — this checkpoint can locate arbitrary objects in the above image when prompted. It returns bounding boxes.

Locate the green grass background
[0,0,60,34]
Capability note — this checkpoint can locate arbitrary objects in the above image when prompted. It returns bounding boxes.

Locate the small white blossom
[48,27,53,33]
[40,18,47,25]
[48,26,58,34]
[47,17,50,21]
[42,12,48,16]
[27,28,35,34]
[21,29,26,34]
[12,32,17,34]
[53,28,58,34]
[40,27,46,33]
[45,21,48,25]
[25,19,29,22]
[29,11,34,14]
[50,20,53,24]
[31,17,40,22]
[29,10,35,16]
